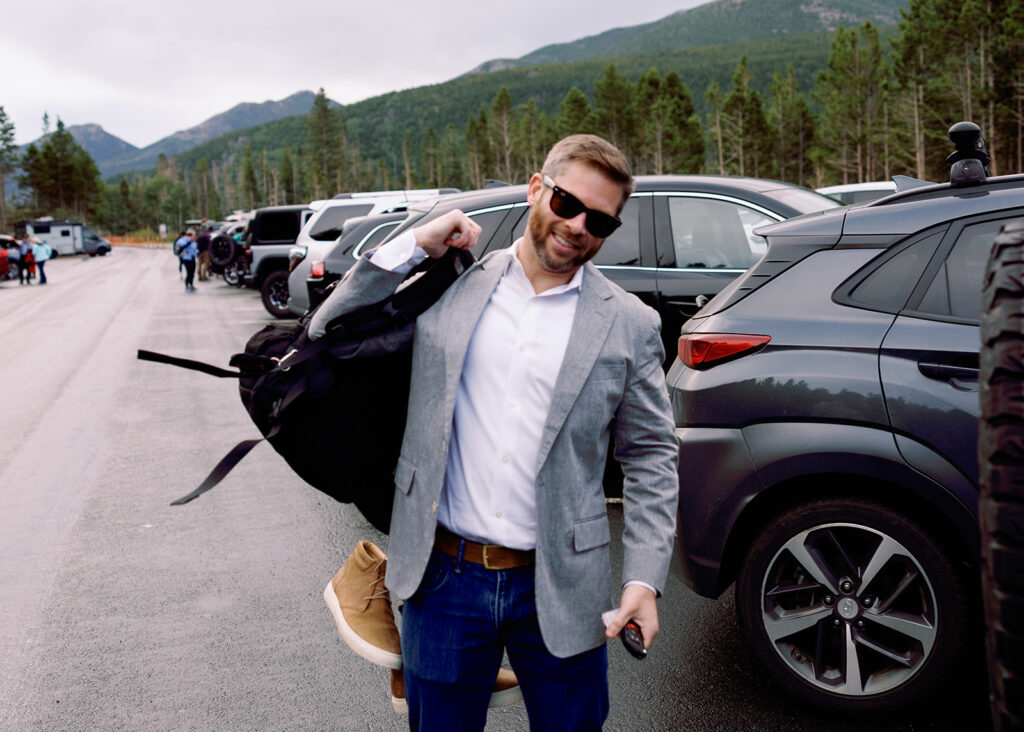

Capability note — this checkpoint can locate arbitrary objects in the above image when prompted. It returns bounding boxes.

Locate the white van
[285,188,457,316]
[16,218,111,256]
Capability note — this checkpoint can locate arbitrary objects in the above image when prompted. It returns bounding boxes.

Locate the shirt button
[495,510,502,518]
[501,455,508,463]
[509,398,517,407]
[519,345,526,352]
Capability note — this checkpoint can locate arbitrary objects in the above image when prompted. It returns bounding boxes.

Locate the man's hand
[605,584,659,650]
[413,209,482,259]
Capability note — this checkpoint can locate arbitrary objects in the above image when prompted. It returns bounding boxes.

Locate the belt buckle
[482,545,499,570]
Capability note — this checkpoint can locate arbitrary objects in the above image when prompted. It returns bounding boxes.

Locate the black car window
[257,212,303,242]
[916,219,1004,321]
[468,209,510,255]
[845,230,943,313]
[358,222,401,253]
[594,197,640,266]
[309,204,374,241]
[666,197,771,269]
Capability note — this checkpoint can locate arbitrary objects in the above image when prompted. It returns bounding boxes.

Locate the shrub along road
[0,248,990,730]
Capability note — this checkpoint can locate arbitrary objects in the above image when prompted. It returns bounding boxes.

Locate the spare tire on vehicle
[209,235,237,267]
[979,217,1024,732]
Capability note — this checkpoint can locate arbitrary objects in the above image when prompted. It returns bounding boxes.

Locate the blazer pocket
[395,456,416,496]
[573,514,611,553]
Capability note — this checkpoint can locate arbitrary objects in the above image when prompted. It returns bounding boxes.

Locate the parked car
[302,211,410,312]
[286,188,456,317]
[816,180,897,205]
[667,122,1022,713]
[239,204,314,317]
[309,176,839,362]
[0,242,9,281]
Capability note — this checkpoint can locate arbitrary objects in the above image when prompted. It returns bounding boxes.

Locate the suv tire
[260,269,292,319]
[979,218,1024,731]
[209,235,237,267]
[735,497,969,714]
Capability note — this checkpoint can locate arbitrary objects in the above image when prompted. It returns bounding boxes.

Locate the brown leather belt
[434,526,535,570]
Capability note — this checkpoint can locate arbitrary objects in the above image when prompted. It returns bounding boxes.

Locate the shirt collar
[505,238,584,295]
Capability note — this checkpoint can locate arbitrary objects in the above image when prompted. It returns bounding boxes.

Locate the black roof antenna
[947,121,990,187]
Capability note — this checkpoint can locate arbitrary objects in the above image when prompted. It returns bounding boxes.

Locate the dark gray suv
[668,124,1024,713]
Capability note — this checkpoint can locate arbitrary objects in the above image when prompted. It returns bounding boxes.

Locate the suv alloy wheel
[735,497,970,713]
[260,270,291,318]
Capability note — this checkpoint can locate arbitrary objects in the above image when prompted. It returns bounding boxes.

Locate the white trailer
[15,218,111,256]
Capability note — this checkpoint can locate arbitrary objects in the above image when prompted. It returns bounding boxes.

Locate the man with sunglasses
[310,134,678,730]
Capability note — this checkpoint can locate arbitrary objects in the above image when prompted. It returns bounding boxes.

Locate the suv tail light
[679,333,771,369]
[311,261,325,278]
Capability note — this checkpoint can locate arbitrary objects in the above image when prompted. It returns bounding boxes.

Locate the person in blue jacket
[177,230,199,291]
[32,239,52,285]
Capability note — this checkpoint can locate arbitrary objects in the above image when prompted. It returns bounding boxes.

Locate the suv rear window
[844,230,944,313]
[256,212,304,243]
[310,204,375,241]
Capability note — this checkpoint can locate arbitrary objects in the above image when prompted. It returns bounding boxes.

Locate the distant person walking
[32,239,51,285]
[178,229,198,292]
[18,236,32,284]
[173,230,189,279]
[196,226,211,281]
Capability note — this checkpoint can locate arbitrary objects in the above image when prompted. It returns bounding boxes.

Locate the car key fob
[620,620,647,660]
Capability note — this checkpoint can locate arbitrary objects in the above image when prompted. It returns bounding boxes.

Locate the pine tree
[592,64,637,159]
[420,128,440,187]
[768,65,816,186]
[514,98,548,179]
[306,87,342,197]
[0,106,17,231]
[720,57,774,178]
[280,142,295,204]
[491,87,515,183]
[705,81,725,175]
[556,87,592,138]
[814,22,889,184]
[241,143,260,209]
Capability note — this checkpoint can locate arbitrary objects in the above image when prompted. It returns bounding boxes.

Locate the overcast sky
[4,0,707,148]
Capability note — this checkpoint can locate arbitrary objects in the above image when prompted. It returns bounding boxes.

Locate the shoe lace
[364,558,391,604]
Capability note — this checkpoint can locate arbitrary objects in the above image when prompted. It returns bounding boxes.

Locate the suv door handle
[918,361,979,391]
[664,295,716,315]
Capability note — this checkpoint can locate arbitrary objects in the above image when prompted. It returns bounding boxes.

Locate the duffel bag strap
[137,349,243,378]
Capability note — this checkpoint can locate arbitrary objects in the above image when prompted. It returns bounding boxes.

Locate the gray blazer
[317,248,679,658]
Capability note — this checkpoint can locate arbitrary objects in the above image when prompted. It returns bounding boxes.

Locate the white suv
[285,188,456,316]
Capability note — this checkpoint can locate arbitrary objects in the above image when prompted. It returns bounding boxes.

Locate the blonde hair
[541,134,634,206]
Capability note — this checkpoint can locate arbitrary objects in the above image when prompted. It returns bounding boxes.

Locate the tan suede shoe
[390,668,523,714]
[323,540,403,669]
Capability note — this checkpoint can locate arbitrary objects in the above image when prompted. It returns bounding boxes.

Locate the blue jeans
[401,548,609,732]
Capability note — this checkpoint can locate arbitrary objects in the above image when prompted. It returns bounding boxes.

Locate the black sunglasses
[542,175,622,238]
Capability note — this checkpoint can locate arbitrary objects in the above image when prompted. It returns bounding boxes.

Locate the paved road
[0,248,991,730]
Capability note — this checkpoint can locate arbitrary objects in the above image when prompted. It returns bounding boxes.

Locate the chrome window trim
[653,191,785,221]
[352,221,404,258]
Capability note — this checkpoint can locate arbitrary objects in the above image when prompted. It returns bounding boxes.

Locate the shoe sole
[323,581,403,670]
[390,681,523,714]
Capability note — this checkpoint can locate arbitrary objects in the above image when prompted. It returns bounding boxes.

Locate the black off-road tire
[979,218,1024,732]
[735,497,969,715]
[260,269,292,319]
[209,235,237,267]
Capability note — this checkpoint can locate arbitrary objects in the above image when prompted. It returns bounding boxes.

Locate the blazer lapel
[535,263,617,473]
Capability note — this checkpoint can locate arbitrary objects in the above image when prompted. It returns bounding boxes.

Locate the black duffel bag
[138,247,474,532]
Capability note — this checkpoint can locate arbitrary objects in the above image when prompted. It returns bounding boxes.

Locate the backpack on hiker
[138,247,475,532]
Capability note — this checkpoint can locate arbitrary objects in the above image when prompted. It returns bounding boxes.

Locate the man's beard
[526,209,597,274]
